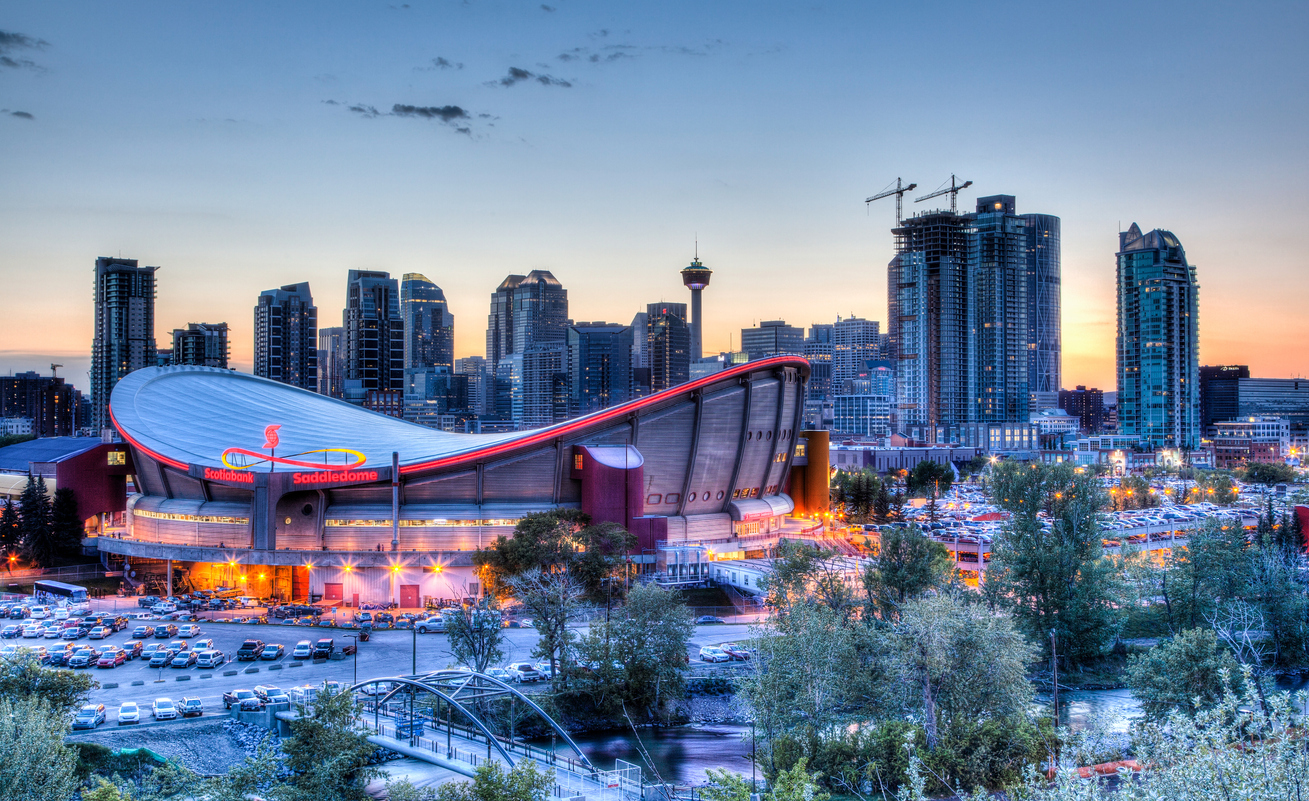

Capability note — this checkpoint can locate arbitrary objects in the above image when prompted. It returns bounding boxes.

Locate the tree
[474,510,634,601]
[1117,475,1159,509]
[1235,461,1297,489]
[50,487,83,556]
[872,476,904,524]
[886,594,1035,751]
[575,583,693,718]
[905,460,953,499]
[280,687,380,801]
[0,696,78,801]
[18,476,54,567]
[0,653,97,716]
[983,462,1118,668]
[762,541,856,618]
[447,598,507,673]
[507,568,587,686]
[434,760,551,801]
[0,498,19,550]
[862,527,952,620]
[1125,628,1241,719]
[1187,470,1238,505]
[704,758,829,801]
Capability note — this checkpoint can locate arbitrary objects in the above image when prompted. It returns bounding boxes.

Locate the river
[565,677,1309,782]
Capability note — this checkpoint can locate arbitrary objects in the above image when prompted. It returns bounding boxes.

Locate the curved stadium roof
[110,356,809,476]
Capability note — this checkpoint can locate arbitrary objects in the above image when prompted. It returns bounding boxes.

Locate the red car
[97,649,126,668]
[718,642,753,661]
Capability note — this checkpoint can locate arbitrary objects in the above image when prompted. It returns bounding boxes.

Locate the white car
[53,608,69,620]
[416,617,446,634]
[151,698,178,720]
[178,624,201,638]
[151,602,177,614]
[117,701,140,725]
[699,646,731,663]
[21,625,41,639]
[28,606,50,619]
[292,640,313,659]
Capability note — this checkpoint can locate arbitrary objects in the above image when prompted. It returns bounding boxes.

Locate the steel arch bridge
[348,669,596,772]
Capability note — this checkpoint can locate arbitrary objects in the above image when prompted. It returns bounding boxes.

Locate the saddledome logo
[293,469,380,485]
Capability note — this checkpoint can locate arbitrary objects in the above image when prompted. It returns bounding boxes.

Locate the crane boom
[914,174,973,213]
[864,177,917,223]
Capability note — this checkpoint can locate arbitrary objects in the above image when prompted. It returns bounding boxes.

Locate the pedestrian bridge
[278,670,651,801]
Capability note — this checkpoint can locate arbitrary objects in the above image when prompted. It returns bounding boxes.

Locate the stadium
[98,356,824,606]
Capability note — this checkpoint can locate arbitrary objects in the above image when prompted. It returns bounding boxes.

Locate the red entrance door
[323,583,343,601]
[399,585,419,609]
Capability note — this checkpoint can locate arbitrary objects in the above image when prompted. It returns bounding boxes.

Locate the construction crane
[50,363,62,378]
[914,174,973,214]
[865,178,917,223]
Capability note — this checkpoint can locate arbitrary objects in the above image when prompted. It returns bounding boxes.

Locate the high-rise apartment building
[317,327,345,398]
[1058,385,1105,434]
[254,283,317,390]
[567,323,633,415]
[832,316,881,390]
[401,273,454,370]
[92,256,158,430]
[971,196,1029,423]
[0,372,82,437]
[344,270,404,392]
[1116,224,1200,449]
[171,323,229,368]
[803,324,834,402]
[741,320,804,362]
[521,345,569,429]
[1023,212,1061,405]
[455,356,490,417]
[646,303,690,393]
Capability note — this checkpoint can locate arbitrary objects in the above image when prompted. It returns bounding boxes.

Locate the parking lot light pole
[412,625,417,676]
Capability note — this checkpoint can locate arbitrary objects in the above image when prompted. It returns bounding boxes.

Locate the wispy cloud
[392,104,468,123]
[325,99,481,136]
[493,66,571,88]
[4,110,34,119]
[557,39,721,65]
[418,56,464,72]
[540,4,556,11]
[0,29,49,71]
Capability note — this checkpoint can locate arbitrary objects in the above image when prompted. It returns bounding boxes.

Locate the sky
[2,1,1307,396]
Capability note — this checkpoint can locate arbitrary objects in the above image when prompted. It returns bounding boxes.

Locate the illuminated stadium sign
[292,469,380,485]
[203,467,255,484]
[218,424,368,473]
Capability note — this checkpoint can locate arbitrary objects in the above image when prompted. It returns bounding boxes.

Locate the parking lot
[5,597,755,729]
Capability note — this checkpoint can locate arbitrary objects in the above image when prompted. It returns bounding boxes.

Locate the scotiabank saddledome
[103,357,815,605]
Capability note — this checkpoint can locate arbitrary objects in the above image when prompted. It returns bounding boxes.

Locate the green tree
[862,527,952,620]
[1117,475,1159,509]
[704,758,829,801]
[507,568,587,686]
[1246,543,1309,665]
[0,498,19,550]
[280,687,380,801]
[18,476,54,567]
[886,594,1036,751]
[762,541,856,618]
[0,653,97,715]
[50,487,83,555]
[447,597,507,673]
[434,760,551,801]
[1125,628,1242,719]
[575,583,693,718]
[0,695,79,801]
[905,460,953,499]
[1235,461,1297,489]
[984,462,1118,668]
[1159,518,1252,633]
[474,510,634,601]
[1188,470,1238,505]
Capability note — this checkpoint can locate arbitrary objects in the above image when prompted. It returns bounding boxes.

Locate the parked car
[155,624,179,639]
[88,626,111,640]
[109,616,129,632]
[170,651,198,668]
[68,648,101,668]
[259,643,284,661]
[291,640,312,660]
[132,625,156,639]
[223,688,262,711]
[151,698,178,720]
[718,643,753,661]
[192,638,216,652]
[0,624,20,638]
[254,685,290,705]
[140,642,163,660]
[196,650,226,668]
[117,701,140,725]
[138,595,161,608]
[506,662,544,682]
[485,667,514,682]
[416,617,446,634]
[97,649,127,668]
[695,616,727,625]
[311,638,334,658]
[236,640,266,660]
[180,697,204,718]
[122,640,144,660]
[72,704,107,730]
[698,646,731,663]
[60,626,86,641]
[151,602,177,615]
[178,624,201,638]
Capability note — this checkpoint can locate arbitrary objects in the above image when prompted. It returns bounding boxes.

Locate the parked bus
[33,580,89,604]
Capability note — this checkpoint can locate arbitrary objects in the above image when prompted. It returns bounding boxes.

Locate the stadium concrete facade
[99,357,818,605]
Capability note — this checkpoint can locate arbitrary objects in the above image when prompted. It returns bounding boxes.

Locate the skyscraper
[92,256,158,430]
[0,372,81,437]
[485,270,569,427]
[512,270,569,354]
[486,274,525,366]
[740,320,804,362]
[455,356,490,416]
[567,322,633,415]
[1116,224,1200,449]
[1023,212,1061,407]
[317,326,345,398]
[171,323,230,368]
[803,324,834,402]
[254,282,317,390]
[832,317,881,389]
[400,273,454,370]
[680,255,713,361]
[971,196,1029,423]
[646,303,690,392]
[344,270,404,392]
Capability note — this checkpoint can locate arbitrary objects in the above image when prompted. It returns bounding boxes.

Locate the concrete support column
[166,560,173,598]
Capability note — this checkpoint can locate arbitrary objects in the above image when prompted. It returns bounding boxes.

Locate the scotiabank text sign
[203,467,255,485]
[292,469,380,485]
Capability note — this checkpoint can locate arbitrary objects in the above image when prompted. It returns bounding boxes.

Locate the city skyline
[3,2,1308,395]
